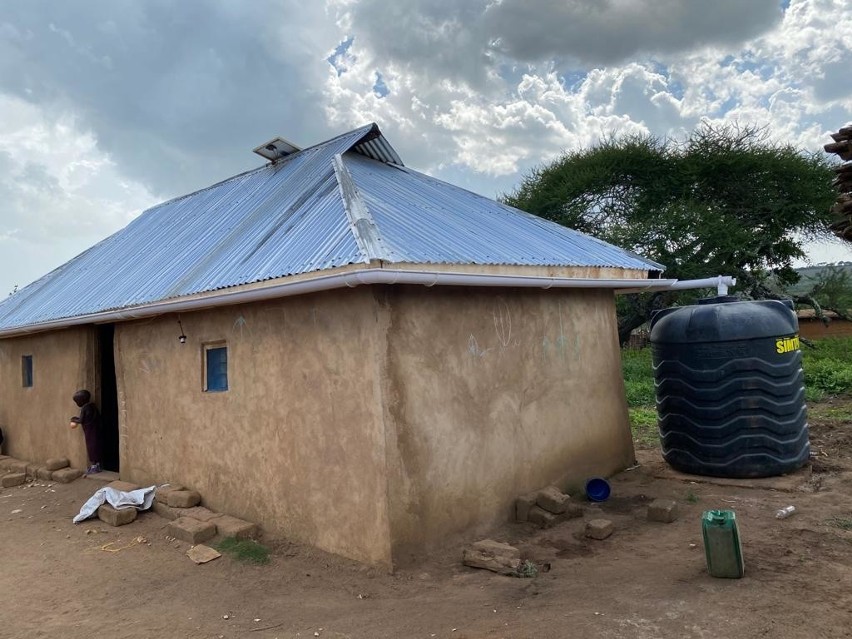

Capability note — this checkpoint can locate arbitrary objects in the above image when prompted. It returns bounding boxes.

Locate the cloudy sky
[1,0,851,296]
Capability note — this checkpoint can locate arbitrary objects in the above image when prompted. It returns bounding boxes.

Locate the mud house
[0,123,665,566]
[796,309,852,339]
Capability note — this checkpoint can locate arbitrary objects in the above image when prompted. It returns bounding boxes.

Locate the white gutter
[616,275,736,295]
[0,269,735,338]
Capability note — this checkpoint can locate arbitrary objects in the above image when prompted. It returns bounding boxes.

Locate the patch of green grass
[515,560,539,578]
[802,338,852,398]
[629,407,659,447]
[808,404,852,422]
[825,516,852,531]
[621,349,655,407]
[685,490,700,504]
[214,537,271,564]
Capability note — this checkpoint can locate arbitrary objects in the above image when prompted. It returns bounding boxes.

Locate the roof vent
[253,136,301,163]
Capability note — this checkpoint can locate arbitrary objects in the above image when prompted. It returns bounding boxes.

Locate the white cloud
[0,94,156,293]
[1,0,851,296]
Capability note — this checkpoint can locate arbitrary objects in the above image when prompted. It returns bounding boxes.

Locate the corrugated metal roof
[346,155,659,270]
[0,123,662,332]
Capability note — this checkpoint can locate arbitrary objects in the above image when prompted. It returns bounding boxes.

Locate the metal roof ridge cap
[332,153,390,262]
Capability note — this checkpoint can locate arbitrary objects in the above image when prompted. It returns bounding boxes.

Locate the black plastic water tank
[649,297,809,478]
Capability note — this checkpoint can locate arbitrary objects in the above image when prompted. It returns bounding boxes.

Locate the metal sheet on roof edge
[332,153,390,262]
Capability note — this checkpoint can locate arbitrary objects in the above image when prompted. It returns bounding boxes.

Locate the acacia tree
[502,124,838,343]
[803,265,852,322]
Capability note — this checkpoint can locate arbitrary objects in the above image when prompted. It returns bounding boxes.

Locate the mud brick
[26,464,41,479]
[0,458,19,472]
[155,484,186,505]
[527,505,558,528]
[168,490,202,508]
[1,473,26,487]
[45,458,70,471]
[97,504,138,527]
[585,519,614,540]
[106,480,141,493]
[560,502,585,520]
[0,455,8,462]
[515,492,538,522]
[213,515,257,540]
[152,501,181,521]
[536,486,571,514]
[180,506,222,523]
[8,460,29,474]
[648,499,679,523]
[52,467,83,484]
[168,517,217,544]
[37,467,54,481]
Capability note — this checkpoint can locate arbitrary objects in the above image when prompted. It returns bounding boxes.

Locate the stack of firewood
[825,125,852,241]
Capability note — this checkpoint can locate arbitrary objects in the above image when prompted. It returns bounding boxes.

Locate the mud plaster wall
[114,288,392,565]
[798,318,852,340]
[377,286,634,559]
[0,327,96,467]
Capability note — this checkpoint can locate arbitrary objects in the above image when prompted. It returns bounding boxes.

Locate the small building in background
[0,123,664,567]
[796,309,852,340]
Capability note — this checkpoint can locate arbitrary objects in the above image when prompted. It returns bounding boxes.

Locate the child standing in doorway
[70,389,101,474]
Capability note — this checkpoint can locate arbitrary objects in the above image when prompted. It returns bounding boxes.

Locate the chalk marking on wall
[233,315,251,339]
[557,303,567,359]
[468,334,491,359]
[542,336,551,361]
[493,298,512,349]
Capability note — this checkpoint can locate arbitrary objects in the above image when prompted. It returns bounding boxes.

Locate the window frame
[203,343,228,393]
[21,354,33,388]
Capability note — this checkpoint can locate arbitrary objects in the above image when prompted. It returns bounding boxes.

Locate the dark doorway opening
[98,324,120,472]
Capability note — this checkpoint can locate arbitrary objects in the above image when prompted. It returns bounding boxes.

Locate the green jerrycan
[702,510,744,579]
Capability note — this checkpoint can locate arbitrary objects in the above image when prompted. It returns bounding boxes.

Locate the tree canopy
[502,123,839,342]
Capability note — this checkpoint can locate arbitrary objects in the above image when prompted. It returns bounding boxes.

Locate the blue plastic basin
[585,477,611,502]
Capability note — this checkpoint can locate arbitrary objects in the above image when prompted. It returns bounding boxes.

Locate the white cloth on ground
[72,486,156,523]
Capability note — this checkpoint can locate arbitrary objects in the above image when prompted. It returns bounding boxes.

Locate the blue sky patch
[373,71,389,97]
[327,36,354,77]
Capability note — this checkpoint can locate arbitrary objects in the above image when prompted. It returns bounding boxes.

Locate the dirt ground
[2,400,852,639]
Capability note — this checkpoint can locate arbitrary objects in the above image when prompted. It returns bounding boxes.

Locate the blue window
[205,345,228,392]
[22,355,33,387]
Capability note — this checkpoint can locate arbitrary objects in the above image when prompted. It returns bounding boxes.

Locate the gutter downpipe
[0,270,735,338]
[616,275,736,296]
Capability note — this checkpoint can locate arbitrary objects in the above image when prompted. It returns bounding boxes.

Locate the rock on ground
[585,519,615,540]
[648,499,679,523]
[97,504,138,527]
[1,473,26,488]
[168,517,217,544]
[462,539,522,575]
[536,486,571,514]
[45,458,70,471]
[52,468,83,484]
[214,514,257,540]
[167,490,201,508]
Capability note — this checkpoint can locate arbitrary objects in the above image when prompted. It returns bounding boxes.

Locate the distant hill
[789,261,852,295]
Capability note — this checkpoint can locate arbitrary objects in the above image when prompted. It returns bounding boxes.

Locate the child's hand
[69,421,78,429]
